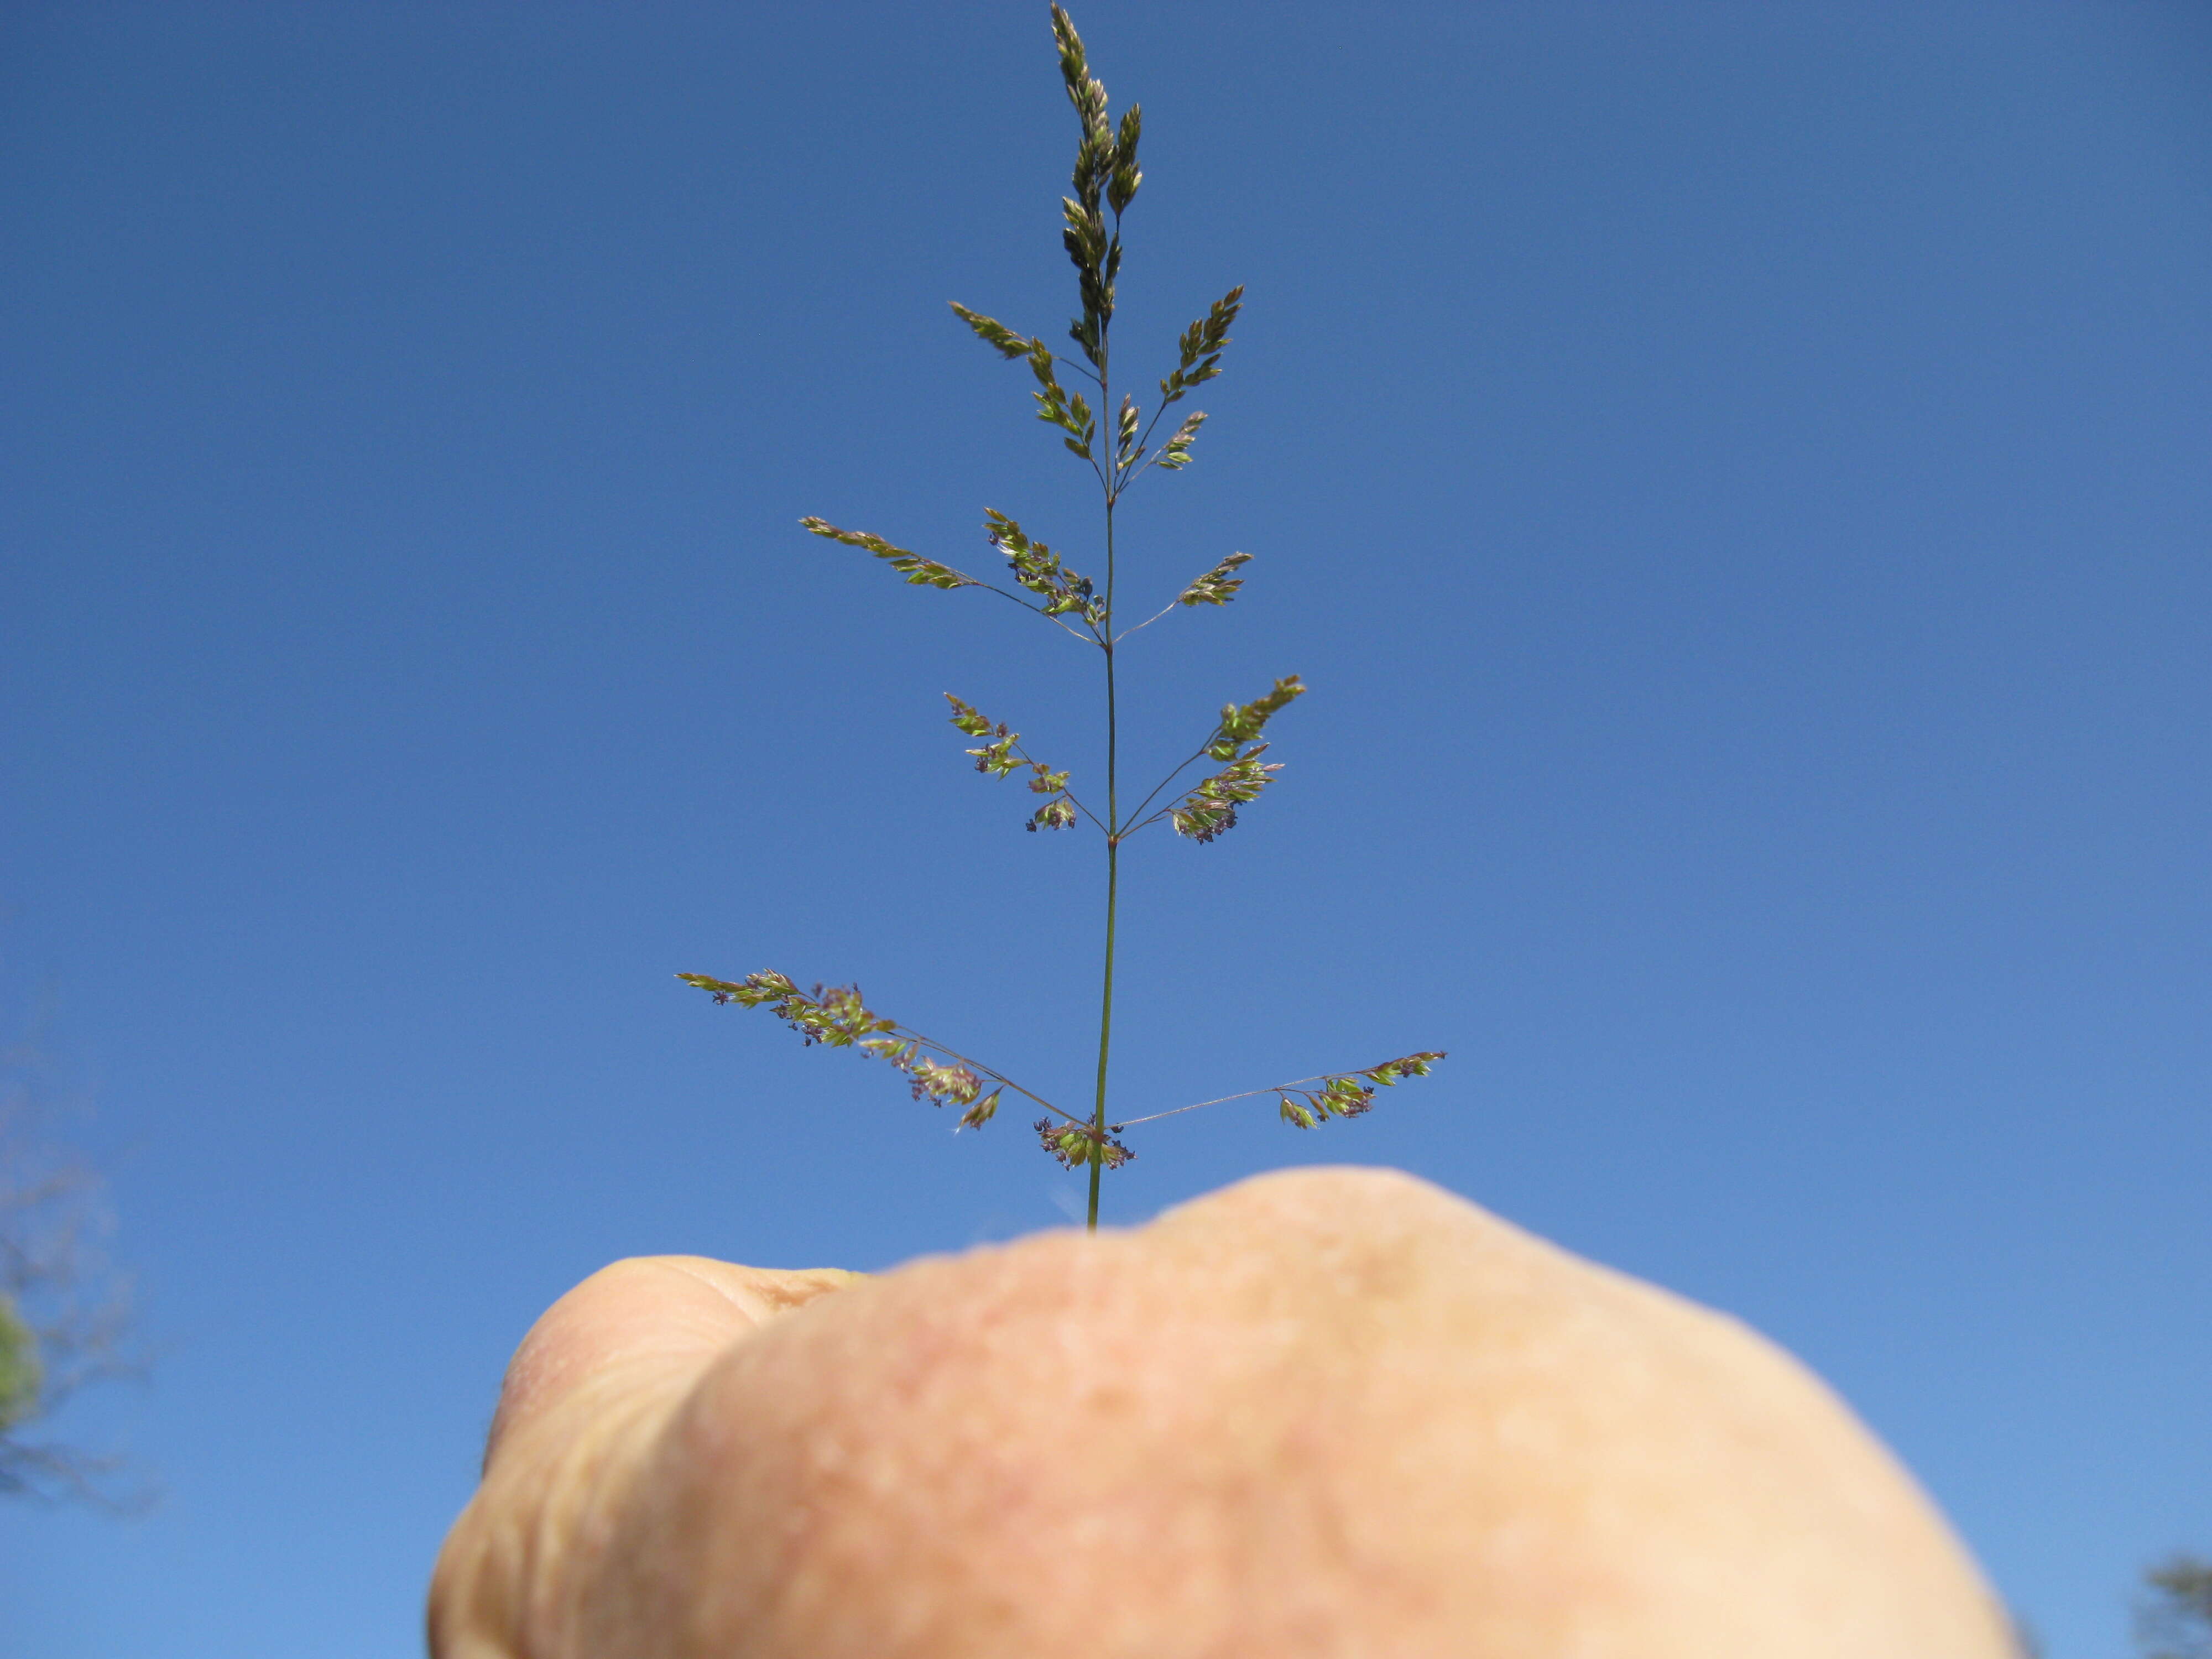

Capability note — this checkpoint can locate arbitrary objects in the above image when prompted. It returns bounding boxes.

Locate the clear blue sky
[3,3,2207,1653]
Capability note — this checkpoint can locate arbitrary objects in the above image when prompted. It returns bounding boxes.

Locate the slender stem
[1077,194,1150,1228]
[1089,502,1118,1230]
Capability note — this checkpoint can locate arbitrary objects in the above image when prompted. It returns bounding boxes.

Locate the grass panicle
[683,7,1442,1229]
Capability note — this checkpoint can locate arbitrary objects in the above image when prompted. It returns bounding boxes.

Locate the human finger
[429,1255,855,1659]
[557,1168,2017,1657]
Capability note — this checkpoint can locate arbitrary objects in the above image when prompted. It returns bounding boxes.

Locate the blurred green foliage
[0,1295,39,1434]
[2140,1556,2212,1659]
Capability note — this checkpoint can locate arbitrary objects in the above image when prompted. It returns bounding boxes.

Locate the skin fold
[429,1166,2018,1658]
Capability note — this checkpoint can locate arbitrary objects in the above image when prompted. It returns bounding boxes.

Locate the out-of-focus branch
[0,1006,150,1511]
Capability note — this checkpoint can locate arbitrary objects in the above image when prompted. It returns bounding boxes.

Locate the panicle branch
[1153,410,1206,472]
[801,518,980,589]
[1166,748,1281,843]
[1131,674,1305,843]
[985,510,1104,629]
[1051,2,1126,373]
[680,971,891,1046]
[1157,288,1243,411]
[1035,1117,1134,1170]
[1114,1052,1450,1130]
[951,14,1240,515]
[677,972,1052,1133]
[948,303,1035,361]
[1274,1052,1448,1129]
[944,695,1088,832]
[1207,674,1305,758]
[1177,550,1251,608]
[1028,340,1097,466]
[801,513,1098,641]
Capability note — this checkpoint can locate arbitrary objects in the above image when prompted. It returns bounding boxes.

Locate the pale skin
[429,1167,2018,1658]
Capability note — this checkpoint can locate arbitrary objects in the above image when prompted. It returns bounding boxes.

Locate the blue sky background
[3,2,2207,1653]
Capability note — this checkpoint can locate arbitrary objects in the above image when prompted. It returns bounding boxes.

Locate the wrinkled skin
[430,1167,2016,1658]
